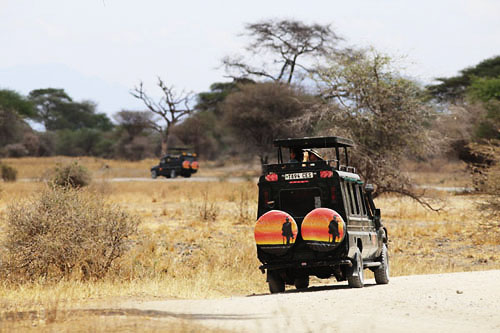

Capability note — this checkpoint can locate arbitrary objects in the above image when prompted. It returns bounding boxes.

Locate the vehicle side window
[346,182,356,216]
[351,183,361,215]
[161,159,166,164]
[358,186,368,216]
[340,181,351,216]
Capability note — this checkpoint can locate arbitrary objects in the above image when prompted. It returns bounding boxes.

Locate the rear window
[279,188,321,219]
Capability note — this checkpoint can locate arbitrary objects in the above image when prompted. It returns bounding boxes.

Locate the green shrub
[50,162,91,188]
[1,163,17,182]
[0,187,139,282]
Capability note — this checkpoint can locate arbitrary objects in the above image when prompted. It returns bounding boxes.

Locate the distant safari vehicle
[254,136,389,293]
[150,148,199,179]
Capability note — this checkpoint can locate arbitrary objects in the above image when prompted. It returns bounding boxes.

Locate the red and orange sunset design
[254,210,298,246]
[301,208,345,244]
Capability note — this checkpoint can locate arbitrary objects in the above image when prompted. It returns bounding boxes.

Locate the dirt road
[120,270,500,332]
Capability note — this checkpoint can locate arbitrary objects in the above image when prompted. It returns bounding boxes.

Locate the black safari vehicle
[150,148,199,179]
[254,136,389,293]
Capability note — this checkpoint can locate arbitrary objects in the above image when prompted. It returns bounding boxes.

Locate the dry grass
[377,193,500,276]
[0,157,499,331]
[1,156,261,179]
[403,158,471,187]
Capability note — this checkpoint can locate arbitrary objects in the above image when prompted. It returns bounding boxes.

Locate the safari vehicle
[254,136,389,293]
[150,148,199,179]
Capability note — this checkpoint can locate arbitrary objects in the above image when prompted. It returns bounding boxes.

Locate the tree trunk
[161,127,170,155]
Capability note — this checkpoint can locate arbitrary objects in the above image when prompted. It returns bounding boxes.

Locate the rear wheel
[374,244,390,284]
[347,248,364,288]
[183,173,191,178]
[268,271,285,294]
[151,170,157,179]
[294,276,309,290]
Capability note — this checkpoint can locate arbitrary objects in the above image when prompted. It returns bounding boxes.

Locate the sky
[1,0,499,116]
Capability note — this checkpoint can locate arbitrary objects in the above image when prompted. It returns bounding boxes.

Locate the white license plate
[284,172,314,180]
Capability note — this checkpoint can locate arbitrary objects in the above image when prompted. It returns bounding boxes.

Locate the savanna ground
[0,157,499,332]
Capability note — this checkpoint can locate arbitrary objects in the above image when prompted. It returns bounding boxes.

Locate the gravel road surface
[121,270,500,332]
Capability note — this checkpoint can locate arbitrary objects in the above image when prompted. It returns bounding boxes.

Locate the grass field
[0,157,498,331]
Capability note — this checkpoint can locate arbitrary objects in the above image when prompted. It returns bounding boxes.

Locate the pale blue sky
[1,0,499,115]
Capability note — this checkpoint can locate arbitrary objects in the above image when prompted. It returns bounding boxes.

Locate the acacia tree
[28,88,112,131]
[223,19,341,84]
[0,90,35,148]
[131,78,193,154]
[314,49,437,209]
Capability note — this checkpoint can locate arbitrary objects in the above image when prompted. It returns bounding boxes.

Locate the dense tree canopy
[0,89,35,118]
[28,88,113,131]
[222,82,313,164]
[427,55,500,102]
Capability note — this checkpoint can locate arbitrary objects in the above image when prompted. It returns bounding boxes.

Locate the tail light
[182,161,190,169]
[320,170,333,178]
[265,173,278,182]
[331,186,336,202]
[190,161,199,170]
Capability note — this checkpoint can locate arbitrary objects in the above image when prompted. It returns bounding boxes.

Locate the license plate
[284,172,314,180]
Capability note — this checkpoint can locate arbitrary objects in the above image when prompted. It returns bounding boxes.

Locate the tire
[151,170,157,179]
[347,248,365,288]
[294,276,309,290]
[374,244,390,284]
[170,169,176,178]
[183,173,191,178]
[268,271,285,294]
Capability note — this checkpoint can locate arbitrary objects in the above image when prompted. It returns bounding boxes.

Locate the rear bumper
[259,259,352,273]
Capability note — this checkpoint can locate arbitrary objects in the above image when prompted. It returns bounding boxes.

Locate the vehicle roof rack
[167,147,190,151]
[273,136,354,170]
[273,136,354,149]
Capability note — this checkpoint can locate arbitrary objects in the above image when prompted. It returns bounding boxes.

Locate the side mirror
[374,208,381,228]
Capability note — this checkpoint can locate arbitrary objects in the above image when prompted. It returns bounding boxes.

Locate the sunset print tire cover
[301,208,346,252]
[255,210,298,255]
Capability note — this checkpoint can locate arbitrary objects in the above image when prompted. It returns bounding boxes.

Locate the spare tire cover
[301,208,346,252]
[255,210,298,255]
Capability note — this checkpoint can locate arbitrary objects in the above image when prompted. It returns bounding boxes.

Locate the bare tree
[131,78,193,154]
[223,19,341,84]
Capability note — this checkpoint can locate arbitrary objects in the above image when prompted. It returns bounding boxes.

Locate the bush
[50,162,91,188]
[1,163,17,182]
[0,187,139,282]
[4,143,28,157]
